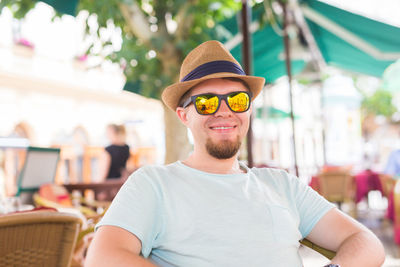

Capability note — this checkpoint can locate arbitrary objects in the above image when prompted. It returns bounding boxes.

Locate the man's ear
[176,107,189,125]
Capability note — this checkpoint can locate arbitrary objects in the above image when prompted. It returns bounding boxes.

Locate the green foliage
[0,0,36,19]
[361,89,397,118]
[0,0,244,100]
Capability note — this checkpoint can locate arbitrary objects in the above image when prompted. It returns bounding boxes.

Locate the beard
[205,135,242,159]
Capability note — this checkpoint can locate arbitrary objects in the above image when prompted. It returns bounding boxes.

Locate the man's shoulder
[250,166,298,187]
[129,162,183,181]
[132,162,177,175]
[250,166,289,178]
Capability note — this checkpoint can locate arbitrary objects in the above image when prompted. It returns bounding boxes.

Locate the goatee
[205,136,241,159]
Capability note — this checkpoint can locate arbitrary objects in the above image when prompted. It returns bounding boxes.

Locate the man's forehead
[190,78,249,96]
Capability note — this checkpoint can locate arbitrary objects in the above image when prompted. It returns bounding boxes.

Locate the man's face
[177,78,251,159]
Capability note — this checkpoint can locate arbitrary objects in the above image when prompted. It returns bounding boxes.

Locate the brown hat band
[180,60,245,82]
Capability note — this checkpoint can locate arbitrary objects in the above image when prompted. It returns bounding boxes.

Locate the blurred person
[72,126,90,182]
[383,148,400,178]
[86,41,384,267]
[98,124,130,181]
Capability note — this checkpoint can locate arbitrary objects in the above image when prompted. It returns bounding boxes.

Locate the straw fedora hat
[161,40,265,111]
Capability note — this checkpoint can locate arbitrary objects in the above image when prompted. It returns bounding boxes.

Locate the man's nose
[215,99,232,117]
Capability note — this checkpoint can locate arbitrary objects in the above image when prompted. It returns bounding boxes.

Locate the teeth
[212,126,234,130]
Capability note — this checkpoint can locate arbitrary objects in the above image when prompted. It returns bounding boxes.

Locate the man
[86,41,384,267]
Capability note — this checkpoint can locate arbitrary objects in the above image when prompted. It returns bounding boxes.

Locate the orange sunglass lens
[227,92,249,112]
[195,95,219,114]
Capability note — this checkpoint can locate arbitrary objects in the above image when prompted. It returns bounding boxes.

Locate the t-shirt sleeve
[95,167,163,257]
[105,145,112,155]
[286,173,335,238]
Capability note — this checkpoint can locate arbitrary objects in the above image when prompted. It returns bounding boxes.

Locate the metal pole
[292,2,327,166]
[240,0,254,167]
[282,2,299,176]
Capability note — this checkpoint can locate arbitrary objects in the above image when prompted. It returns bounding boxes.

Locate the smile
[210,126,235,130]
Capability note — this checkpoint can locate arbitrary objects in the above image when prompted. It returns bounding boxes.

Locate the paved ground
[300,197,400,267]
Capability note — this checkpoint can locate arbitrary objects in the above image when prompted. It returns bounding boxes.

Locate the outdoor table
[309,169,383,203]
[63,179,125,202]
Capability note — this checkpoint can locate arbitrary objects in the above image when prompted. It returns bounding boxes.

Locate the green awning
[304,0,400,77]
[217,0,400,83]
[256,106,299,121]
[217,4,306,84]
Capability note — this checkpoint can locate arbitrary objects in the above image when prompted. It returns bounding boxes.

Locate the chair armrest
[300,238,336,260]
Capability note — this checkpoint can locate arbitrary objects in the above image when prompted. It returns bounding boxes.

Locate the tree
[0,0,241,163]
[361,89,397,119]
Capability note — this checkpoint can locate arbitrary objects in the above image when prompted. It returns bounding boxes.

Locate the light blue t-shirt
[96,161,334,267]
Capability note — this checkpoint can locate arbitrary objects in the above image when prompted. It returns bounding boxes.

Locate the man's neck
[182,151,244,175]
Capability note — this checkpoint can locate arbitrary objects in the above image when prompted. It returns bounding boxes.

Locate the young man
[86,41,384,267]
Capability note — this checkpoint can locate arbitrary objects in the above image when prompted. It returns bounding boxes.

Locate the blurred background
[0,0,400,266]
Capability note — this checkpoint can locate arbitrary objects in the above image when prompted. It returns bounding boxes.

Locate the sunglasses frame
[182,91,253,115]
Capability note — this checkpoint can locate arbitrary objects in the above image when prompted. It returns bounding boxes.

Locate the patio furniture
[63,179,125,202]
[378,173,396,199]
[318,170,356,212]
[82,146,104,183]
[54,145,79,184]
[300,238,335,260]
[0,210,82,267]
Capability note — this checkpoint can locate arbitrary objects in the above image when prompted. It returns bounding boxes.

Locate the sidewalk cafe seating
[32,184,109,266]
[0,210,82,267]
[33,184,109,220]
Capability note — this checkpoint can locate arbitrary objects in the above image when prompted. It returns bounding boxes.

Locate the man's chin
[205,136,241,159]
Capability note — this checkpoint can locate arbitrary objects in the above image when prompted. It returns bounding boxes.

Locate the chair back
[55,145,79,184]
[378,173,396,198]
[16,147,61,195]
[0,211,81,267]
[318,170,353,203]
[82,146,104,183]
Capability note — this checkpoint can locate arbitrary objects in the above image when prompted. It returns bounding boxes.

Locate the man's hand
[85,225,157,267]
[307,208,385,267]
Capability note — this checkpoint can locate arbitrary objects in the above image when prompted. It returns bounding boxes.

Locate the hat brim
[162,72,265,111]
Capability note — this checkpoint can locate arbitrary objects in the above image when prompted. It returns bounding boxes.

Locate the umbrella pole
[241,0,255,167]
[292,3,327,167]
[282,2,299,177]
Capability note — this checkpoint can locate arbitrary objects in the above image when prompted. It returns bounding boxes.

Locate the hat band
[181,60,245,82]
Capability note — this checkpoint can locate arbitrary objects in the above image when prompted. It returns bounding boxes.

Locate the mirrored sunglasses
[182,91,252,115]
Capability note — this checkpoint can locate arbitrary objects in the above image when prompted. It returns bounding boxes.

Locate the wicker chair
[378,173,396,198]
[300,238,336,260]
[0,211,82,267]
[318,170,355,208]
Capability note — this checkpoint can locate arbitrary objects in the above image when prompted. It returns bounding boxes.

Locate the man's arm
[85,225,157,267]
[96,150,111,182]
[306,208,385,267]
